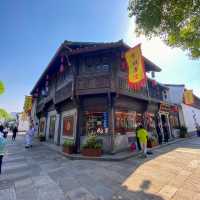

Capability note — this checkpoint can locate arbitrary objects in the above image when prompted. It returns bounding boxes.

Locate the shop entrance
[159,113,172,139]
[48,115,56,143]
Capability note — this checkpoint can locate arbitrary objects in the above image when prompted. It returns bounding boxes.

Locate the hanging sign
[184,90,194,105]
[23,96,33,113]
[103,112,109,128]
[125,44,147,90]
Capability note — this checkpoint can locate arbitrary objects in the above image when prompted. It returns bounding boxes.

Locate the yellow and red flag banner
[125,44,146,90]
[23,96,33,113]
[184,90,194,105]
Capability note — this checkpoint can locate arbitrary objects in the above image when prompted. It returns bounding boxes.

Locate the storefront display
[115,111,136,134]
[144,112,156,132]
[169,115,179,129]
[84,112,109,136]
[39,119,45,134]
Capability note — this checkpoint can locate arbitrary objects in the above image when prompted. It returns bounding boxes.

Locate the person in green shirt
[137,125,148,157]
[0,132,6,174]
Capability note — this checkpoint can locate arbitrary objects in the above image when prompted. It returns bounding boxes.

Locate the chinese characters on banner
[184,90,194,105]
[125,44,147,90]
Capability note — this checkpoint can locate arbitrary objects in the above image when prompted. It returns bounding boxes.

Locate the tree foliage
[0,81,5,95]
[128,0,200,59]
[0,108,12,120]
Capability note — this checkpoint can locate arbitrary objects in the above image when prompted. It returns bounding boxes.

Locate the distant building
[165,84,200,134]
[17,112,30,132]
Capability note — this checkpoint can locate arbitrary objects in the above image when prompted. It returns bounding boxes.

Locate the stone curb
[41,136,195,162]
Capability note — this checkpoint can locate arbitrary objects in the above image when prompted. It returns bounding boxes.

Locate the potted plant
[179,126,188,138]
[81,135,102,157]
[62,139,75,154]
[39,133,46,142]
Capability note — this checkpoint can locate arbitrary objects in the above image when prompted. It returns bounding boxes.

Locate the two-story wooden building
[31,40,178,153]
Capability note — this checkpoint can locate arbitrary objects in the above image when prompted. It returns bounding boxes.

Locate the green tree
[128,0,200,59]
[0,108,12,120]
[0,81,5,95]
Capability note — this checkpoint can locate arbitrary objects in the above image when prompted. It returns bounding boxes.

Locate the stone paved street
[1,135,200,200]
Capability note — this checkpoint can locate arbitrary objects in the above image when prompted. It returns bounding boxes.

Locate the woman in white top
[25,125,35,148]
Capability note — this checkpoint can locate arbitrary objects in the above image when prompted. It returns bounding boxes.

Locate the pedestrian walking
[0,131,6,174]
[137,125,148,158]
[163,122,169,143]
[12,125,18,141]
[25,125,35,148]
[0,124,4,133]
[156,123,163,145]
[3,126,8,139]
[136,125,141,150]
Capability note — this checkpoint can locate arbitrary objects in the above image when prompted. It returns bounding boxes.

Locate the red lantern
[120,52,128,71]
[59,56,65,73]
[59,64,64,73]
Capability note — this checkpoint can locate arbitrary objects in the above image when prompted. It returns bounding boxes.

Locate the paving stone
[32,175,55,188]
[58,177,81,193]
[3,135,200,200]
[89,184,115,200]
[66,187,97,200]
[0,179,14,190]
[14,177,33,189]
[0,187,16,200]
[158,185,178,199]
[37,184,65,200]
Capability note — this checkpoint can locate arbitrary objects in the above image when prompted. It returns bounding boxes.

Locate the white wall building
[165,84,200,133]
[17,113,30,132]
[181,104,200,132]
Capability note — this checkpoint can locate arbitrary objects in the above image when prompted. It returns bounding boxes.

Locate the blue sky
[0,0,199,112]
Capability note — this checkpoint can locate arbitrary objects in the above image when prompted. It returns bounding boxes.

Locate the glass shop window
[115,111,137,134]
[144,112,156,132]
[83,112,109,136]
[170,115,179,128]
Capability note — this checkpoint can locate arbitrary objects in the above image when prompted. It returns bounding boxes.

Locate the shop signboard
[103,112,108,128]
[125,44,147,90]
[184,90,194,105]
[23,95,33,113]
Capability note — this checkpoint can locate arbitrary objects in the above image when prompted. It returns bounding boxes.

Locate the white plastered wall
[181,103,200,132]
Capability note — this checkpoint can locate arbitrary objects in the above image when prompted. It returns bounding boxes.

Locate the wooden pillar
[55,105,62,145]
[74,96,82,153]
[108,92,115,153]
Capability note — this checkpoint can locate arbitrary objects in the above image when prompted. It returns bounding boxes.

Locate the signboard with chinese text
[125,44,146,90]
[184,90,194,105]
